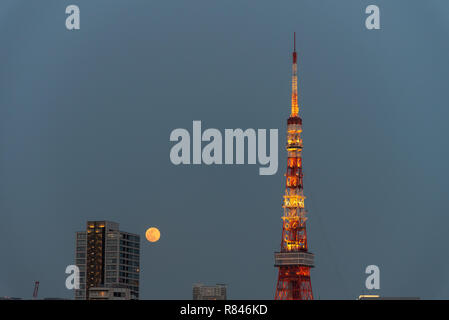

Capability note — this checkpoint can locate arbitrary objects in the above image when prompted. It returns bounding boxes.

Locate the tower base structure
[274,251,314,300]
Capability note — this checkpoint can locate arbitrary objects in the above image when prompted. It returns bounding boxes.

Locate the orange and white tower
[274,33,314,300]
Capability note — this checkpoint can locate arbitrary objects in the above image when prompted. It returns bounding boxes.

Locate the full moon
[145,227,161,243]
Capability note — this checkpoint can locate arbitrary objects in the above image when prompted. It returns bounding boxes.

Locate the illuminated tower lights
[274,33,314,300]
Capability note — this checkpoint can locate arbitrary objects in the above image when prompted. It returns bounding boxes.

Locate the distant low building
[193,283,227,300]
[358,295,420,300]
[88,287,131,300]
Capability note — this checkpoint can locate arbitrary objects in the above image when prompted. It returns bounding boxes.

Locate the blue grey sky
[1,0,449,299]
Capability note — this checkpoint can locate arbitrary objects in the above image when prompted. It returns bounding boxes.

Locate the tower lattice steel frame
[274,33,314,300]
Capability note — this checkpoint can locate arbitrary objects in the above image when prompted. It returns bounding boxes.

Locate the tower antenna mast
[294,32,296,52]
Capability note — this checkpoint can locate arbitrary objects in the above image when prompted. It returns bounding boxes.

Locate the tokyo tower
[274,33,314,300]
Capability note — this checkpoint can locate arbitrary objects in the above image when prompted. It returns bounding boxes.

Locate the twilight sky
[1,0,449,299]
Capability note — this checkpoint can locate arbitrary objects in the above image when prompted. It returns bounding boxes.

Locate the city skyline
[1,1,449,299]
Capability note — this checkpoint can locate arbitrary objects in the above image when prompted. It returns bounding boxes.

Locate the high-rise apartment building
[75,221,140,300]
[192,283,227,300]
